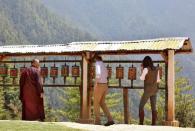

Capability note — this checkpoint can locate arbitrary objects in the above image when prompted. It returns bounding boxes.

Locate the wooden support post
[79,85,83,119]
[163,50,179,126]
[160,52,168,64]
[79,52,93,123]
[87,61,92,120]
[87,53,95,122]
[165,62,168,121]
[79,55,89,123]
[87,84,93,120]
[123,88,129,124]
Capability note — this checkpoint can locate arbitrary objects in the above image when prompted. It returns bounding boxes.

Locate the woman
[139,56,160,125]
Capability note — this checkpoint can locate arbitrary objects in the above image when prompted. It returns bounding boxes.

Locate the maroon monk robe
[19,66,45,121]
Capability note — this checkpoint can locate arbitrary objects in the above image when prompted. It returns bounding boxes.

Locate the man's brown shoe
[104,121,115,126]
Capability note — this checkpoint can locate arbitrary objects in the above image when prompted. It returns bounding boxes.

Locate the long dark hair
[142,56,154,70]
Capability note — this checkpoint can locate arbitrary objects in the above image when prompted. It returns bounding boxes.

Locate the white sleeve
[140,68,148,81]
[104,64,108,78]
[157,70,161,83]
[96,63,101,78]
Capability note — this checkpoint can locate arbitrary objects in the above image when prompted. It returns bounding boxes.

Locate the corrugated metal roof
[0,37,192,54]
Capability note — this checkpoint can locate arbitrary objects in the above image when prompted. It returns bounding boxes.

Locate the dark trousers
[139,92,157,111]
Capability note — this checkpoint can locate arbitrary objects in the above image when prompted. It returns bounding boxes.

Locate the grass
[0,120,82,131]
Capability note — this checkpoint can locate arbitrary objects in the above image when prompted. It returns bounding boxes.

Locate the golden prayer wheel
[116,65,124,79]
[50,67,58,77]
[128,67,137,80]
[41,67,48,78]
[107,65,112,78]
[10,68,18,78]
[72,65,80,77]
[90,65,95,79]
[61,65,69,77]
[0,66,8,77]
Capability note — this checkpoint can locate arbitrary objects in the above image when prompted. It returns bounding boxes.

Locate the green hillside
[0,0,94,45]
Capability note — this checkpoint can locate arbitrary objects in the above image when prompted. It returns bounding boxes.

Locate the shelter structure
[0,37,192,126]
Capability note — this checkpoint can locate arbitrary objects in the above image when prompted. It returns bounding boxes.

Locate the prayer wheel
[61,64,69,84]
[90,65,95,79]
[61,65,69,77]
[50,65,58,84]
[107,65,112,78]
[72,65,80,77]
[116,65,124,79]
[50,66,58,77]
[128,67,137,80]
[10,68,18,78]
[41,67,48,78]
[0,66,8,77]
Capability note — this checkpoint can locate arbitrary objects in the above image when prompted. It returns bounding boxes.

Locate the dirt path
[57,122,195,131]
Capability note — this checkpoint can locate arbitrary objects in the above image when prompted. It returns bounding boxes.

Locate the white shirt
[95,61,108,83]
[140,68,160,83]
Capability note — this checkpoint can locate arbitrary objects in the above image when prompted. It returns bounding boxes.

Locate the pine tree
[0,87,6,119]
[59,87,81,122]
[0,64,21,120]
[174,66,195,127]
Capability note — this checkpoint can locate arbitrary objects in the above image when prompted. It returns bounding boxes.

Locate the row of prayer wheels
[0,64,163,81]
[0,66,20,78]
[0,64,80,78]
[90,65,163,80]
[41,64,80,78]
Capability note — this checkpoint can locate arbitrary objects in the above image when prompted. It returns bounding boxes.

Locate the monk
[19,59,45,121]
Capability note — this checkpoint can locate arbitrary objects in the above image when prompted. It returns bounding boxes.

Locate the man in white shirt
[94,55,114,126]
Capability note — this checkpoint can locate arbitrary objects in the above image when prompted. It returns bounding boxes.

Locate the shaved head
[31,59,40,68]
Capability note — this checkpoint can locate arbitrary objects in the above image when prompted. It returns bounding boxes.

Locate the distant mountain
[0,0,94,45]
[43,0,195,89]
[42,0,195,40]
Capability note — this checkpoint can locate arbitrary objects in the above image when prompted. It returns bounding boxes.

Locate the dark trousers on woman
[139,92,157,125]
